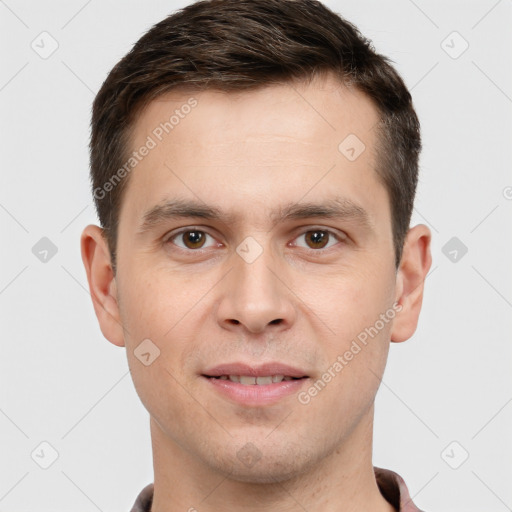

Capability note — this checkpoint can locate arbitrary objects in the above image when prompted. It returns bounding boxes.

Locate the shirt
[130,466,424,511]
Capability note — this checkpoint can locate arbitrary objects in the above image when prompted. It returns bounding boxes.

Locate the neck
[149,406,395,512]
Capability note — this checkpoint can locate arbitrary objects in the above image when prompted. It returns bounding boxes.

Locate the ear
[80,224,125,347]
[391,224,432,343]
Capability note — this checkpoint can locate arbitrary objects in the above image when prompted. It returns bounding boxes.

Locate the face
[82,72,431,484]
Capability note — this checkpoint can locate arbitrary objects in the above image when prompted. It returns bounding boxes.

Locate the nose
[216,243,296,335]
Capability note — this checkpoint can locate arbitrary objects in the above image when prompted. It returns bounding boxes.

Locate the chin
[206,444,319,485]
[227,464,307,485]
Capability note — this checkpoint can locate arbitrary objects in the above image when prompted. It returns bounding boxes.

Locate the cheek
[119,267,195,340]
[298,264,396,410]
[118,268,208,383]
[128,356,207,450]
[303,263,395,342]
[118,273,195,416]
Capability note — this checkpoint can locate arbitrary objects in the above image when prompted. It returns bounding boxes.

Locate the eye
[167,229,219,251]
[292,229,344,250]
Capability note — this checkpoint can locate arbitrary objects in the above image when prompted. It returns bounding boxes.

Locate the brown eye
[304,230,330,249]
[181,231,205,249]
[181,230,206,249]
[168,229,217,251]
[292,229,343,251]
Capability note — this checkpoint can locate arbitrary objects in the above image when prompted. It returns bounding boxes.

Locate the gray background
[1,1,511,511]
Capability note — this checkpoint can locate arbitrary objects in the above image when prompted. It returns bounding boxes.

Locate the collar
[131,466,424,512]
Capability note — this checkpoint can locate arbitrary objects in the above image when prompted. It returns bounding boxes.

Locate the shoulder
[129,483,154,512]
[374,466,427,512]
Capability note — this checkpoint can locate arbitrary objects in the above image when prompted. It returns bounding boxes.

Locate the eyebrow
[137,196,373,235]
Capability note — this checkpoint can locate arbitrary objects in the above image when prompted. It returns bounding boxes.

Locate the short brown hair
[89,0,421,274]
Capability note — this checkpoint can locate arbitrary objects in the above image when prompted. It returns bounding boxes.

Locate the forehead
[132,73,379,151]
[120,73,386,230]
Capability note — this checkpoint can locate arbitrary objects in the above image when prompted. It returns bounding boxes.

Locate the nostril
[269,318,283,325]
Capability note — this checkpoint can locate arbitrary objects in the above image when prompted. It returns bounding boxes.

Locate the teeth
[216,375,298,385]
[256,376,273,385]
[239,376,256,385]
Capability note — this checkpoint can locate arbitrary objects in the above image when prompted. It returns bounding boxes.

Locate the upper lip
[202,362,309,378]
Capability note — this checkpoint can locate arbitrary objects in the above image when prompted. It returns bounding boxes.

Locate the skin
[81,71,431,512]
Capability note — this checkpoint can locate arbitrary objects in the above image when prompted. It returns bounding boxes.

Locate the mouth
[201,363,310,405]
[205,374,306,383]
[202,362,309,379]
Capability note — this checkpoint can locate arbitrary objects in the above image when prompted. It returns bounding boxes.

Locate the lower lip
[203,376,308,406]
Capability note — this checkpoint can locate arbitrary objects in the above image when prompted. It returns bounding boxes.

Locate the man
[80,0,432,510]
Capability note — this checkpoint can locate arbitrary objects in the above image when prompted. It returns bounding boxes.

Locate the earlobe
[390,224,432,343]
[80,224,125,347]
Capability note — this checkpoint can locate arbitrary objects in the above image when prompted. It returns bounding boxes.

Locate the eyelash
[164,227,346,254]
